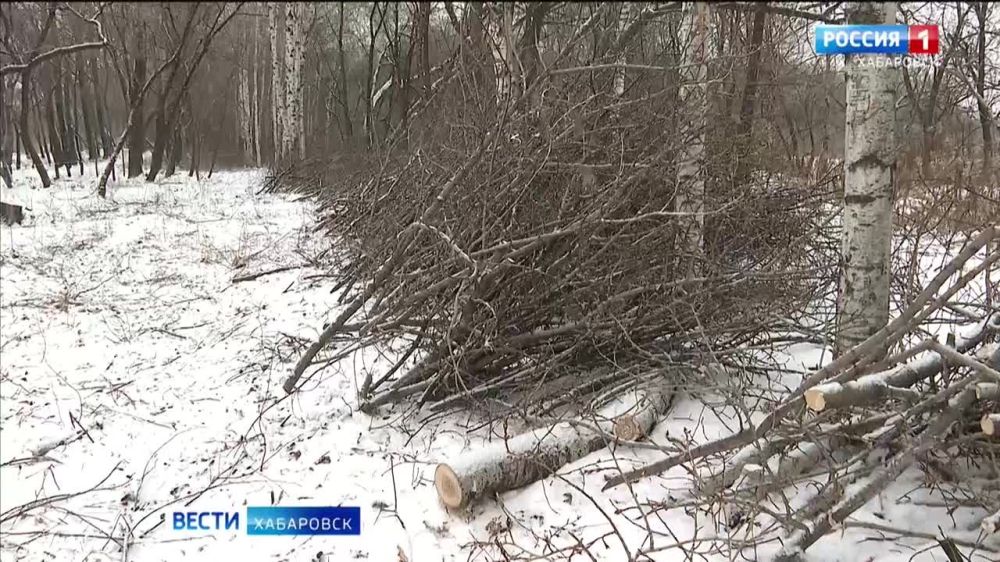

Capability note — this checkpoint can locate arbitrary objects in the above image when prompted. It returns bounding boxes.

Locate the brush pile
[268,50,838,417]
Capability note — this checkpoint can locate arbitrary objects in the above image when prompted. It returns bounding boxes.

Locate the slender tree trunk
[46,89,63,179]
[76,54,98,161]
[70,77,83,175]
[282,2,303,159]
[91,57,113,157]
[56,60,75,176]
[165,120,181,178]
[127,49,147,178]
[270,2,284,162]
[252,14,262,165]
[733,3,767,186]
[0,75,10,188]
[146,102,169,180]
[15,123,22,170]
[35,103,51,165]
[836,2,898,356]
[613,3,629,98]
[414,1,431,98]
[674,2,709,275]
[337,2,353,145]
[973,2,994,176]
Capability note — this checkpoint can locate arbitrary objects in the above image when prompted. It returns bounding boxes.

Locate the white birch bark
[613,3,630,98]
[982,413,999,435]
[282,3,297,159]
[296,4,307,159]
[252,13,261,166]
[490,4,514,104]
[836,2,898,355]
[434,383,674,509]
[237,28,252,162]
[807,318,995,411]
[674,2,709,275]
[269,2,284,162]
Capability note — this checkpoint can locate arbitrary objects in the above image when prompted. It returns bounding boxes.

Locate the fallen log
[804,317,997,412]
[983,413,999,436]
[434,381,674,509]
[984,510,1000,535]
[978,383,999,400]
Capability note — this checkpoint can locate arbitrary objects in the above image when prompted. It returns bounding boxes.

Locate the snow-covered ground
[1,165,996,562]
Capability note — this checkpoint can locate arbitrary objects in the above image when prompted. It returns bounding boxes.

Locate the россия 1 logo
[814,24,939,55]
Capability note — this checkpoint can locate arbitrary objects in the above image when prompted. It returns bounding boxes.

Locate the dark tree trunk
[0,74,11,188]
[189,119,200,179]
[15,123,22,170]
[66,72,83,175]
[54,60,75,176]
[127,52,147,178]
[147,105,169,181]
[90,57,113,157]
[46,93,63,179]
[733,4,767,186]
[974,2,993,175]
[20,70,52,187]
[337,2,353,145]
[165,123,181,177]
[34,106,49,164]
[76,54,98,161]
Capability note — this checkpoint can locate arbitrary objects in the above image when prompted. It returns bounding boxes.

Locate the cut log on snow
[977,383,1000,400]
[983,413,1000,436]
[804,317,997,412]
[0,200,24,225]
[983,511,1000,535]
[434,382,674,509]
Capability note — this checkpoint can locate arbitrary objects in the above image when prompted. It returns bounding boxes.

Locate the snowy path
[1,168,995,562]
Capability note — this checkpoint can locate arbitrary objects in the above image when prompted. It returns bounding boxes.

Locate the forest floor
[1,163,995,562]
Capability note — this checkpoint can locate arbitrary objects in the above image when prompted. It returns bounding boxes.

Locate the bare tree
[1,3,108,187]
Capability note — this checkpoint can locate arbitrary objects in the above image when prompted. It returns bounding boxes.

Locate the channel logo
[171,506,361,536]
[814,25,939,55]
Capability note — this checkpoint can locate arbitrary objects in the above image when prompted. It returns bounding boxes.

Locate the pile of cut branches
[261,2,848,418]
[268,47,838,418]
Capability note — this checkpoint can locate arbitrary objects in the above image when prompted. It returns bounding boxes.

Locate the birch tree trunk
[269,2,284,163]
[238,23,253,164]
[435,383,674,509]
[836,2,897,356]
[613,3,630,99]
[295,5,307,159]
[252,14,262,166]
[282,2,302,160]
[674,2,709,275]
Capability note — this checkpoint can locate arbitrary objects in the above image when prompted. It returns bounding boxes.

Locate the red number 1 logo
[908,25,939,55]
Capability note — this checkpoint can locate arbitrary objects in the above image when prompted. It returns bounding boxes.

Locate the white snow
[1,164,997,562]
